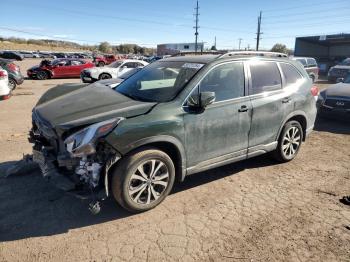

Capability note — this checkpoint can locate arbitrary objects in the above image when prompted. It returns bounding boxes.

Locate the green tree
[98,41,112,53]
[270,43,289,54]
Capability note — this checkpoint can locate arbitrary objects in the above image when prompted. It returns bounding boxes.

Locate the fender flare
[276,110,308,141]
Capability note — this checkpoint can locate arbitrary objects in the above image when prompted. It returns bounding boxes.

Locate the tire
[310,75,315,83]
[272,120,303,163]
[99,73,112,80]
[111,148,175,213]
[36,71,49,80]
[8,78,16,90]
[97,62,105,67]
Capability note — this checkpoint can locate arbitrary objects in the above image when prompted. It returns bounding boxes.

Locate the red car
[27,58,94,80]
[93,54,122,67]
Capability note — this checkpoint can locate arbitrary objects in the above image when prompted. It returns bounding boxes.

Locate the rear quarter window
[279,63,303,86]
[249,61,282,95]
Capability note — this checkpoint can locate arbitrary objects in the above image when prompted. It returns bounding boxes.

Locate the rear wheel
[37,71,49,80]
[112,148,175,213]
[310,75,315,83]
[8,78,16,90]
[272,120,303,162]
[99,73,112,80]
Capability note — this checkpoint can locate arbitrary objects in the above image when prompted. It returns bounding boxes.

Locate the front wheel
[111,148,175,213]
[8,78,16,90]
[272,120,303,162]
[99,73,111,80]
[36,70,49,80]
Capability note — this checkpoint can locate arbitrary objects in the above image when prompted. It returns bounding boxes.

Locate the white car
[0,68,11,100]
[81,59,148,83]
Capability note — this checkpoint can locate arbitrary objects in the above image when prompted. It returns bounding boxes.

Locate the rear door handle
[238,105,248,112]
[282,97,291,103]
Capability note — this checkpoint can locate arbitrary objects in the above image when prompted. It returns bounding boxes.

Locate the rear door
[52,59,71,78]
[69,60,85,77]
[247,60,287,149]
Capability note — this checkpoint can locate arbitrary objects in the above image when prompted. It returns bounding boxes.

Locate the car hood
[332,65,350,70]
[34,84,157,133]
[324,83,350,97]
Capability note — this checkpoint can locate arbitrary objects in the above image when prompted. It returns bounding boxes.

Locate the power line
[263,0,349,13]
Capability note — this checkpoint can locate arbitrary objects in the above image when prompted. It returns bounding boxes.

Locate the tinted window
[124,62,136,68]
[200,62,244,101]
[306,58,317,67]
[249,62,282,95]
[71,60,83,66]
[296,58,307,67]
[280,63,303,86]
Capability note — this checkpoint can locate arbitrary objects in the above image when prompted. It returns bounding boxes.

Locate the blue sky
[1,0,350,50]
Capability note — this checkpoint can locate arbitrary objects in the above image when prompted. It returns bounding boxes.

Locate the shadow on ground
[0,154,276,242]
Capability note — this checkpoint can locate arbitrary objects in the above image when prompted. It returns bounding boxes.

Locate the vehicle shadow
[0,155,276,242]
[314,115,350,135]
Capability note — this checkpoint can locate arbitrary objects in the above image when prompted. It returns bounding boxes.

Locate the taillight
[0,70,8,79]
[311,85,319,97]
[8,63,19,72]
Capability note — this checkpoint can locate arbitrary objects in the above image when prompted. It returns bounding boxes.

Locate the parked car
[0,68,11,100]
[327,58,350,82]
[39,52,55,58]
[0,59,24,90]
[93,54,119,67]
[19,51,39,58]
[30,54,317,213]
[80,59,148,83]
[0,51,24,61]
[292,57,319,83]
[95,67,143,87]
[51,53,67,59]
[317,74,350,120]
[27,58,94,80]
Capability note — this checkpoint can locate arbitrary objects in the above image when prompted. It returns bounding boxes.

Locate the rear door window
[249,61,282,95]
[280,63,303,86]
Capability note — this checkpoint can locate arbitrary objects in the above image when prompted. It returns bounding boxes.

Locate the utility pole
[256,11,262,51]
[214,36,217,49]
[238,38,243,50]
[194,0,200,53]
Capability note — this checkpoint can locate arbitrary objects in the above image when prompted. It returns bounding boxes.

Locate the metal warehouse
[294,33,350,74]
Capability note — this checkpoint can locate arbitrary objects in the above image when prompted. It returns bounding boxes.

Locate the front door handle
[238,105,248,112]
[282,97,291,103]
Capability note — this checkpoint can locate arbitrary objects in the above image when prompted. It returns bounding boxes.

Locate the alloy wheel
[128,159,169,205]
[282,126,301,159]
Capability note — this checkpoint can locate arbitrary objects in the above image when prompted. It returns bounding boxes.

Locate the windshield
[345,75,350,83]
[116,61,204,102]
[108,61,123,68]
[339,58,350,66]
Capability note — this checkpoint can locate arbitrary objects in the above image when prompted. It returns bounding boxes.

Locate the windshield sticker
[182,63,204,69]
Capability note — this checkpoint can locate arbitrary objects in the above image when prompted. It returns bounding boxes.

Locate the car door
[69,60,85,77]
[118,62,136,77]
[184,62,252,168]
[52,59,71,78]
[247,60,287,150]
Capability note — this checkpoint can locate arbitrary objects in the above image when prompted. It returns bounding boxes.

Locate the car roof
[120,59,147,63]
[161,55,220,64]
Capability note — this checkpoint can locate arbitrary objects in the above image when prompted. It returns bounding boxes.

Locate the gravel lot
[0,59,349,262]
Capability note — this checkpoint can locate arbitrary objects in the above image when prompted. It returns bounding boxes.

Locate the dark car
[292,57,319,83]
[327,58,350,82]
[317,74,350,120]
[0,59,24,90]
[0,51,24,61]
[30,54,317,213]
[27,58,94,80]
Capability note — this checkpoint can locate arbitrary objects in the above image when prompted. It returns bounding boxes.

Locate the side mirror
[336,78,344,83]
[187,91,215,109]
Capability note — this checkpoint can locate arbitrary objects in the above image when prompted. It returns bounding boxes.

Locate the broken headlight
[64,118,123,157]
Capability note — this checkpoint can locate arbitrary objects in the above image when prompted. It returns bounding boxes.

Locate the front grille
[324,98,350,109]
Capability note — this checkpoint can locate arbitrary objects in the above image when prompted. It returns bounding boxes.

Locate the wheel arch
[277,112,307,142]
[99,72,112,79]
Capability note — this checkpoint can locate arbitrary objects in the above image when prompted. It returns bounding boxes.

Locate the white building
[157,42,204,56]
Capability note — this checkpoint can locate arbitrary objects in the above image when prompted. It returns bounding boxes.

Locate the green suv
[30,54,317,213]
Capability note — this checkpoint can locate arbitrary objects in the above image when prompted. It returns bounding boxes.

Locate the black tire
[112,147,175,213]
[99,73,112,80]
[8,78,16,90]
[97,62,105,67]
[310,75,315,83]
[272,120,303,163]
[37,70,49,80]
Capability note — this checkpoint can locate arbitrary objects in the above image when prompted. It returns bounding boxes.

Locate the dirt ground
[0,59,349,262]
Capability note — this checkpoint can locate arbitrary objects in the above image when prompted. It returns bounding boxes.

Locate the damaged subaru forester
[30,54,317,213]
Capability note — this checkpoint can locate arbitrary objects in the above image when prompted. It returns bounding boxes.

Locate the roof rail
[219,51,288,59]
